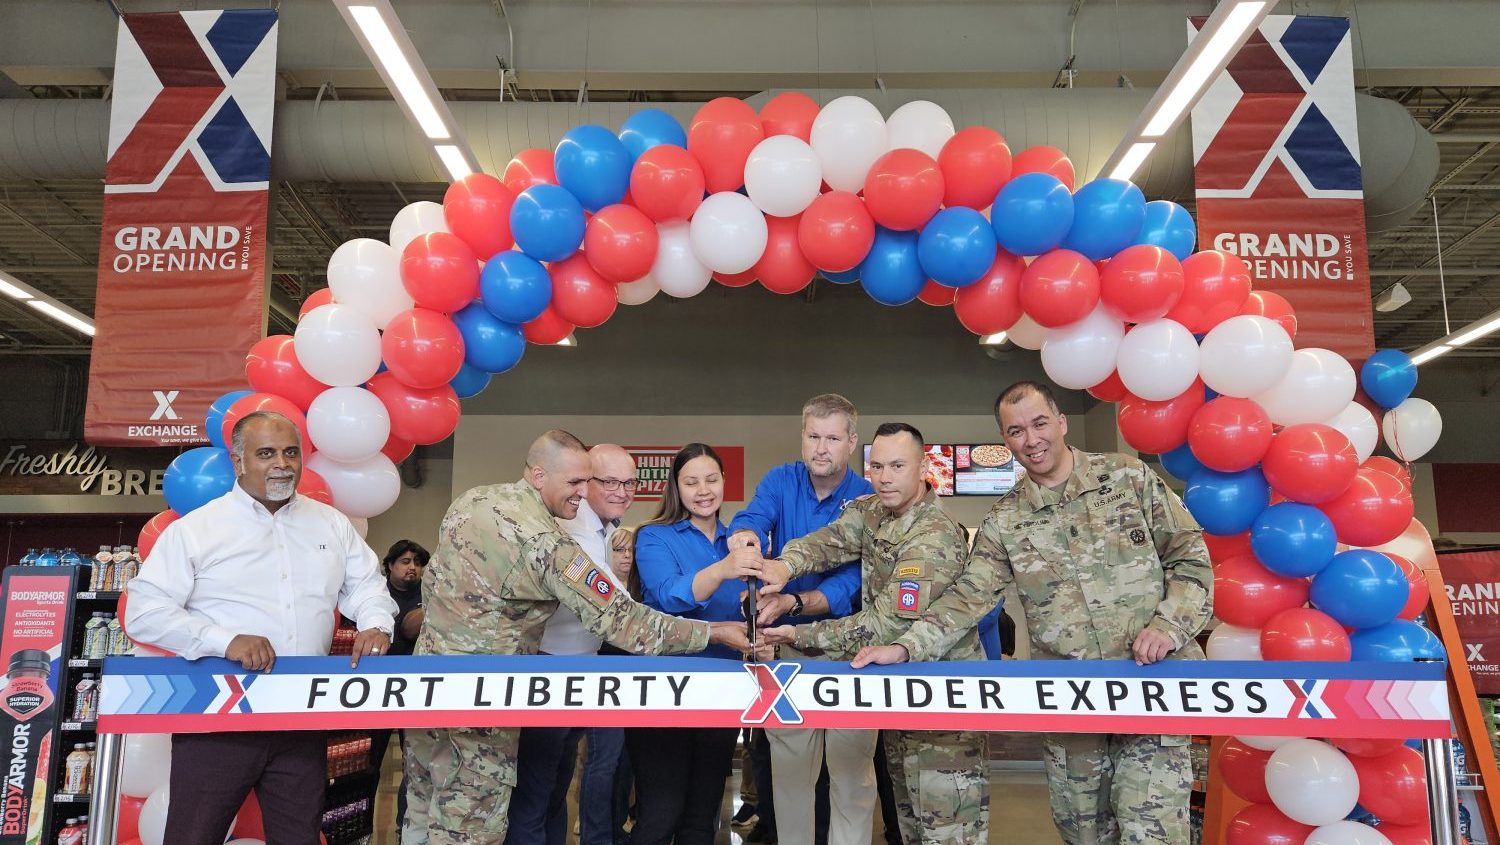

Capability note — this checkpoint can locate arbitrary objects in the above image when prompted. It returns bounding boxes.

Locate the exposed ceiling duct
[0,89,1438,231]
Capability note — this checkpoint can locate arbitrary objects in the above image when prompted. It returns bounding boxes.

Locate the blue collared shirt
[635,518,742,660]
[728,462,872,625]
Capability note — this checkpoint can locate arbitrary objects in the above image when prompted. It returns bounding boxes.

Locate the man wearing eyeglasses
[506,444,640,845]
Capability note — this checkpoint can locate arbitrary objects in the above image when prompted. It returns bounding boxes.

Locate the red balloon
[1115,381,1206,454]
[630,144,706,223]
[1240,290,1299,340]
[917,280,957,307]
[953,250,1026,336]
[863,149,944,231]
[1350,747,1429,826]
[714,269,758,288]
[759,92,820,141]
[937,127,1012,210]
[299,287,334,319]
[503,148,556,194]
[548,254,617,329]
[1388,552,1431,620]
[1260,607,1351,661]
[118,795,146,841]
[442,173,516,260]
[688,97,765,193]
[381,308,466,389]
[1363,456,1412,490]
[522,305,575,345]
[137,509,180,560]
[366,373,461,445]
[401,232,480,313]
[1188,397,1273,472]
[1261,424,1359,504]
[1087,370,1128,403]
[584,204,659,283]
[1204,530,1253,562]
[798,191,876,272]
[1019,250,1100,328]
[222,393,311,457]
[1167,251,1252,333]
[1099,245,1185,323]
[381,432,415,465]
[1011,145,1075,191]
[1218,739,1273,803]
[755,215,815,295]
[1376,823,1434,845]
[245,335,327,412]
[1331,736,1405,758]
[1225,803,1314,845]
[1320,466,1415,547]
[297,467,334,506]
[1212,552,1311,628]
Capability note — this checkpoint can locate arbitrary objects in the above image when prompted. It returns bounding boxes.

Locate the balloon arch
[131,93,1447,842]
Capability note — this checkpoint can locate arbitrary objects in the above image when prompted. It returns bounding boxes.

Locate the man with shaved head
[405,431,762,845]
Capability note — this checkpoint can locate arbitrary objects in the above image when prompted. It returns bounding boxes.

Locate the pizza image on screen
[924,445,955,495]
[969,444,1012,467]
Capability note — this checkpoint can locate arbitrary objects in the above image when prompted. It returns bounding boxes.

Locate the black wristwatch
[788,593,805,617]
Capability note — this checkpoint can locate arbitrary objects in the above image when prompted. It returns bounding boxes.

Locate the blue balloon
[1183,466,1270,535]
[1310,549,1409,629]
[163,447,235,515]
[1160,443,1205,482]
[619,109,687,162]
[1062,178,1147,260]
[449,361,493,399]
[991,173,1074,256]
[204,389,253,449]
[859,228,926,306]
[452,302,526,374]
[554,124,632,212]
[917,207,998,288]
[1361,349,1418,410]
[481,250,552,324]
[822,268,861,285]
[510,184,587,262]
[1349,619,1445,663]
[1251,502,1337,578]
[1135,200,1197,261]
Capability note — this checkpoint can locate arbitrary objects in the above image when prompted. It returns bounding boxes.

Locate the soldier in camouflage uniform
[403,430,762,845]
[854,382,1213,845]
[761,422,989,845]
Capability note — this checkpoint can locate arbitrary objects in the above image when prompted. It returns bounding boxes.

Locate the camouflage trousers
[1041,733,1191,845]
[402,726,520,845]
[883,729,990,845]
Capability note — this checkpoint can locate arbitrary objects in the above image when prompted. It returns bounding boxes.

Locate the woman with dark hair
[627,444,762,845]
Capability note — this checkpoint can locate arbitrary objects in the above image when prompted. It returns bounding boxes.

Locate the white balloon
[1265,739,1359,826]
[1040,306,1126,390]
[689,192,768,274]
[1198,315,1294,398]
[120,733,172,798]
[744,135,824,217]
[1322,402,1379,463]
[306,386,390,463]
[327,239,414,327]
[1206,624,1263,661]
[1007,313,1049,351]
[139,785,170,845]
[307,452,402,519]
[294,304,382,387]
[1116,319,1200,401]
[810,96,888,192]
[389,200,448,254]
[1382,397,1442,462]
[885,100,956,158]
[1252,348,1357,426]
[1305,821,1393,845]
[1236,735,1300,751]
[652,222,712,298]
[616,272,661,306]
[349,516,370,538]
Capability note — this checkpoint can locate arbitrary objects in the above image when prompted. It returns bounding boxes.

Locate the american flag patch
[564,554,590,581]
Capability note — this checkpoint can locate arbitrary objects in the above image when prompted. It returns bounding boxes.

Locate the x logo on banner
[742,662,803,725]
[150,390,180,420]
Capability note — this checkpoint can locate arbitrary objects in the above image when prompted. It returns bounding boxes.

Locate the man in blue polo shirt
[729,393,873,845]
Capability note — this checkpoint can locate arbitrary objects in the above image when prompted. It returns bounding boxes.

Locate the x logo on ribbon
[742,662,803,726]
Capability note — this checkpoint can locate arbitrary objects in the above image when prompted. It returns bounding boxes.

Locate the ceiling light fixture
[556,334,578,348]
[980,332,1009,347]
[1409,306,1500,366]
[1373,282,1412,313]
[0,270,94,336]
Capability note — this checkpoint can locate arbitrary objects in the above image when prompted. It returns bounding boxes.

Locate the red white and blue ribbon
[97,655,1450,738]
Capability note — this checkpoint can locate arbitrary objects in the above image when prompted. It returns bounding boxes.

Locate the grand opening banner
[1189,15,1374,359]
[86,10,278,446]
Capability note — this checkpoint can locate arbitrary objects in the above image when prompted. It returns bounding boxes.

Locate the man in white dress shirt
[506,444,637,845]
[126,411,398,845]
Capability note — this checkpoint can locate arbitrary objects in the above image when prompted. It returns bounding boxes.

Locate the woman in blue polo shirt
[628,443,761,845]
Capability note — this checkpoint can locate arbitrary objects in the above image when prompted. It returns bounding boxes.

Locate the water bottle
[18,549,37,567]
[82,614,106,660]
[35,548,59,567]
[59,548,83,567]
[90,546,111,591]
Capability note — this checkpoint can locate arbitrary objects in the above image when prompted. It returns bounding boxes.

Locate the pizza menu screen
[862,443,1021,497]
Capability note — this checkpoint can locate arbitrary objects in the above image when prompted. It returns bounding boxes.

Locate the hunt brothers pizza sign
[0,441,179,496]
[625,446,747,503]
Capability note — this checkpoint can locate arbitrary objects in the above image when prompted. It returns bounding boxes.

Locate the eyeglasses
[592,477,639,492]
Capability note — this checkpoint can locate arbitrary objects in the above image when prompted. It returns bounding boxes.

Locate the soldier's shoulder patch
[896,579,922,613]
[1097,473,1110,483]
[1130,528,1147,546]
[895,565,923,578]
[583,567,616,602]
[564,553,590,581]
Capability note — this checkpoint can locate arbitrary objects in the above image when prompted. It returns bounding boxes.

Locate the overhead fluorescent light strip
[348,5,451,140]
[27,300,95,337]
[1141,2,1269,137]
[980,332,1008,346]
[1445,314,1500,347]
[434,145,473,180]
[0,278,33,300]
[1108,143,1157,182]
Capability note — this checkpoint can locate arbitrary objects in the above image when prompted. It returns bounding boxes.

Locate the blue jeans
[504,726,585,845]
[579,726,631,845]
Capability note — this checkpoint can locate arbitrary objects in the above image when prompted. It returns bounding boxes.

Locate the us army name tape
[97,655,1449,738]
